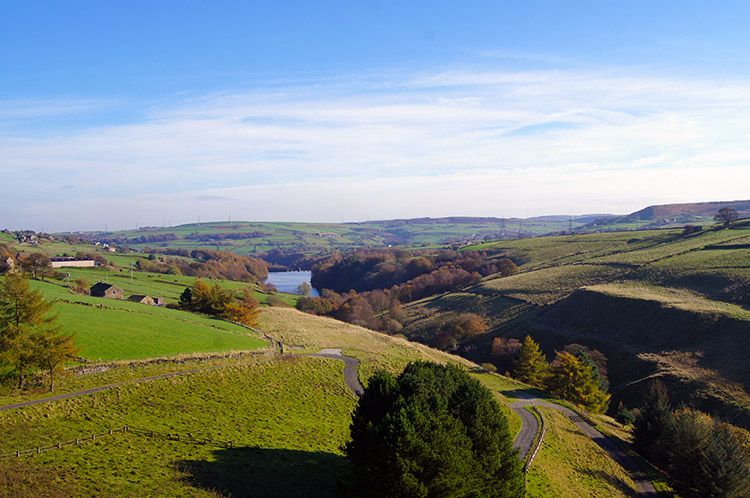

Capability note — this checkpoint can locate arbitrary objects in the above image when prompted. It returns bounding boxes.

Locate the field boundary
[0,425,245,460]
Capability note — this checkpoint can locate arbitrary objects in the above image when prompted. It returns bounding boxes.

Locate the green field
[0,357,357,497]
[0,306,646,497]
[57,217,592,259]
[18,279,270,363]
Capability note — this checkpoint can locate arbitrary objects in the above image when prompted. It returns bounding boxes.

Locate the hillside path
[510,397,657,496]
[306,349,364,396]
[0,349,363,412]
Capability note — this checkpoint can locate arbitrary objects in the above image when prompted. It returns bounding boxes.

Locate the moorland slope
[403,221,750,428]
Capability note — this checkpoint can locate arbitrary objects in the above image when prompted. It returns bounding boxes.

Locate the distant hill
[628,199,750,221]
[580,199,750,230]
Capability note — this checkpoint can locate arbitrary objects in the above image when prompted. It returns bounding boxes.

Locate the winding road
[511,396,658,496]
[0,350,656,496]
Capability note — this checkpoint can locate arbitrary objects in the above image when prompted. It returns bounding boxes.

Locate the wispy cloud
[3,63,750,231]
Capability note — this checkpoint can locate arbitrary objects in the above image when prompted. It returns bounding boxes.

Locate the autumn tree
[490,337,521,375]
[180,278,232,315]
[431,313,486,351]
[715,208,739,229]
[223,288,261,327]
[295,281,312,297]
[0,273,78,389]
[179,280,260,327]
[34,330,78,391]
[20,253,52,280]
[513,335,549,387]
[545,351,610,413]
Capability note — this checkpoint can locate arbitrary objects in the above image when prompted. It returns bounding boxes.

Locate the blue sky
[3,1,750,231]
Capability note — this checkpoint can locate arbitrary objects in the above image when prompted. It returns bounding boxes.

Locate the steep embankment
[526,285,750,428]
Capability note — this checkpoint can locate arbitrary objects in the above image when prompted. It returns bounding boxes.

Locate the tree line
[295,249,517,342]
[510,335,610,413]
[134,249,268,283]
[311,248,518,296]
[633,380,750,497]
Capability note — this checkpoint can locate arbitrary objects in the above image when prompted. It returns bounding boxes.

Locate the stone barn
[128,295,156,306]
[90,282,124,299]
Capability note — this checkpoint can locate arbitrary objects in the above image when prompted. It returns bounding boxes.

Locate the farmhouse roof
[90,282,119,292]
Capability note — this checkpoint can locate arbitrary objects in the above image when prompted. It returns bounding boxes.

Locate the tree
[223,289,261,327]
[432,313,487,351]
[715,208,739,229]
[19,252,52,280]
[545,351,610,413]
[179,278,232,316]
[0,273,76,389]
[295,281,312,297]
[668,408,713,497]
[490,337,521,375]
[345,362,524,498]
[513,335,549,387]
[700,422,750,498]
[633,380,674,466]
[33,329,78,391]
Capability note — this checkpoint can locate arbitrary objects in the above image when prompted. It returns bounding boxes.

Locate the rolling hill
[0,275,648,496]
[402,220,750,429]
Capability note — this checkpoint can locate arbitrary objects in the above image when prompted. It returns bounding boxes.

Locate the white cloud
[3,64,750,231]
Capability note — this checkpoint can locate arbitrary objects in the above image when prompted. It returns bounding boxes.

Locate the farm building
[50,258,96,268]
[90,282,124,299]
[128,295,156,306]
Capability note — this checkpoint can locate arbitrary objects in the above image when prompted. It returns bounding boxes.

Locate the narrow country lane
[510,398,658,497]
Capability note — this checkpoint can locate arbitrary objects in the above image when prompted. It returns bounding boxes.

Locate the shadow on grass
[177,446,354,498]
[579,469,640,497]
[504,388,552,400]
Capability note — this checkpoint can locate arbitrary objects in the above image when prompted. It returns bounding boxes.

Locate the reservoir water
[263,270,320,297]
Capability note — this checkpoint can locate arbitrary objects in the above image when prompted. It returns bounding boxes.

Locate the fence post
[150,431,154,438]
[92,433,96,440]
[229,441,233,449]
[37,447,40,454]
[58,442,62,450]
[76,438,79,445]
[108,429,112,436]
[16,451,20,458]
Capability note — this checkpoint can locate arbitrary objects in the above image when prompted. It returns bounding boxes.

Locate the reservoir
[263,270,320,297]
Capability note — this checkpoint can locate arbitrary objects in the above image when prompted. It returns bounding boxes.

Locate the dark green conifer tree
[346,361,524,498]
[633,380,674,467]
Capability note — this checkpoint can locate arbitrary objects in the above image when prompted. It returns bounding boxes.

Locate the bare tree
[715,208,739,229]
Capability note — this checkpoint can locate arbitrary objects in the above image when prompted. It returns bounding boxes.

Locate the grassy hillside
[19,278,269,363]
[404,221,750,428]
[0,304,644,497]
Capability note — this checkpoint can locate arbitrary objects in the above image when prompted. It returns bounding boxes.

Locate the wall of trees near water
[297,248,518,346]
